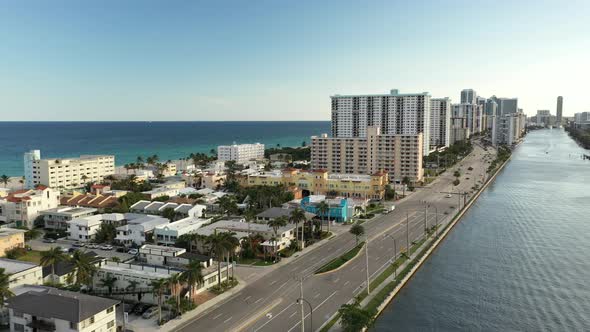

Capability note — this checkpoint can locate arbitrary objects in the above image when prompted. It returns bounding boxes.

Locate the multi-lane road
[176,143,494,332]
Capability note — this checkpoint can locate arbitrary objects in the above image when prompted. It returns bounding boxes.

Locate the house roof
[0,258,39,275]
[256,207,315,221]
[7,286,119,323]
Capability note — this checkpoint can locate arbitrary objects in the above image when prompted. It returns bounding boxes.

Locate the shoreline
[369,153,512,323]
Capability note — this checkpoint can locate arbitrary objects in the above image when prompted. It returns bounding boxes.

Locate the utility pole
[299,277,305,332]
[424,205,427,238]
[435,206,439,238]
[393,239,397,279]
[365,234,370,295]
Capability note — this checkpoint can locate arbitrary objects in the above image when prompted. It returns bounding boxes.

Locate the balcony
[27,319,56,331]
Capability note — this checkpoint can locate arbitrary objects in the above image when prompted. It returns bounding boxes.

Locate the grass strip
[315,242,365,274]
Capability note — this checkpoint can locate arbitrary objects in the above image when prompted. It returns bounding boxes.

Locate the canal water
[374,129,590,331]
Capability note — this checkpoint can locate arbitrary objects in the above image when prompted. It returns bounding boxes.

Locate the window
[107,320,115,328]
[13,323,24,332]
[107,306,114,313]
[89,316,95,324]
[12,310,23,318]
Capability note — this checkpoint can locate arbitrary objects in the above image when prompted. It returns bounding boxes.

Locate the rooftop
[0,258,39,275]
[7,286,119,323]
[0,228,26,238]
[155,216,211,232]
[256,207,315,221]
[40,206,97,216]
[140,244,186,254]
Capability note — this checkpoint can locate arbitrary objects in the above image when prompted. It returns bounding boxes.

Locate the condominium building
[492,112,526,146]
[310,127,423,183]
[430,98,451,148]
[24,150,115,190]
[217,143,265,164]
[0,186,60,228]
[68,215,104,242]
[0,229,26,257]
[330,89,431,155]
[489,96,518,116]
[452,103,483,135]
[153,216,212,246]
[556,96,563,126]
[460,89,477,104]
[41,206,97,231]
[114,214,169,246]
[240,167,390,199]
[7,286,118,332]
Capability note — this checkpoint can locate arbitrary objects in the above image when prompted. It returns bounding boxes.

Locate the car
[128,249,138,255]
[58,247,69,253]
[72,242,85,247]
[100,245,113,250]
[133,304,150,315]
[445,194,452,198]
[142,307,159,319]
[43,238,56,243]
[86,244,98,249]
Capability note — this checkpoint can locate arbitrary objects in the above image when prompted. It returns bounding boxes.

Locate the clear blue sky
[1,0,588,120]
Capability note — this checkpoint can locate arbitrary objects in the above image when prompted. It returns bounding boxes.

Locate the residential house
[41,207,97,231]
[0,186,60,228]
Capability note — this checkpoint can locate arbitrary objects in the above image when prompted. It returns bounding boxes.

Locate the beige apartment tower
[311,127,423,183]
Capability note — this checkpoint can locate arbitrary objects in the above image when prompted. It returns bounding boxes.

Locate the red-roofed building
[0,187,60,228]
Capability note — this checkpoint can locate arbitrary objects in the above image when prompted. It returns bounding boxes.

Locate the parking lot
[28,238,135,261]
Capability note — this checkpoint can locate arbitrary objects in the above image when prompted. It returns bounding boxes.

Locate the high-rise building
[495,97,518,116]
[452,103,483,135]
[330,89,431,155]
[460,89,477,104]
[24,150,40,189]
[217,143,265,164]
[311,127,424,182]
[430,98,451,148]
[556,96,563,126]
[24,150,115,190]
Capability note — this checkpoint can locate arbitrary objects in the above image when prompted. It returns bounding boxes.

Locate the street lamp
[383,234,397,279]
[365,234,370,295]
[296,297,313,332]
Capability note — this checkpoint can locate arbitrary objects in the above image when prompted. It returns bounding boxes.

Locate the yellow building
[240,169,388,200]
[0,228,26,257]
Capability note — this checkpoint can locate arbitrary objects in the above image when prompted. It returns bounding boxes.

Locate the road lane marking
[244,296,252,302]
[269,280,277,286]
[253,302,295,332]
[314,293,320,299]
[289,311,297,318]
[213,313,222,320]
[287,291,338,332]
[343,280,350,286]
[234,298,283,332]
[223,316,233,323]
[255,298,264,304]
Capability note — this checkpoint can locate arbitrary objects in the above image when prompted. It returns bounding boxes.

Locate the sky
[0,0,588,121]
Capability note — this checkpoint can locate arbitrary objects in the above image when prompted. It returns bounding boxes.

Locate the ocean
[374,129,590,331]
[0,121,330,176]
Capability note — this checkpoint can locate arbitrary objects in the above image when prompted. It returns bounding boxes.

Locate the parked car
[100,245,113,250]
[142,306,158,319]
[86,244,98,249]
[128,249,138,255]
[133,304,151,315]
[72,242,85,247]
[43,238,56,243]
[59,247,69,253]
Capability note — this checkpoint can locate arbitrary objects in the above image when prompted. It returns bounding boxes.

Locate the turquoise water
[0,121,330,176]
[374,129,590,331]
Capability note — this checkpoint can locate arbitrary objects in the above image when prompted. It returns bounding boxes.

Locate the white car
[128,249,138,255]
[100,245,113,250]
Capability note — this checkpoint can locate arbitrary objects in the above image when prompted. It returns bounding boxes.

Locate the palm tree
[166,273,182,316]
[68,250,97,287]
[0,175,9,187]
[0,268,14,309]
[150,278,167,324]
[221,232,239,280]
[104,174,116,184]
[206,232,229,287]
[268,216,288,261]
[289,208,307,250]
[99,275,118,296]
[349,224,365,245]
[40,247,67,284]
[182,261,204,304]
[136,156,144,167]
[317,201,329,237]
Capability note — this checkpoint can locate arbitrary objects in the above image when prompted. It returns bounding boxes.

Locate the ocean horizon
[0,121,330,176]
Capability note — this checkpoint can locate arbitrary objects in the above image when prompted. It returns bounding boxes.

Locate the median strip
[315,242,365,275]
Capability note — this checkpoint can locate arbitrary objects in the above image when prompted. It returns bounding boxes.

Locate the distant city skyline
[0,0,588,121]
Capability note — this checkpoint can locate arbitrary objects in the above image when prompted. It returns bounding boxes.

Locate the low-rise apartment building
[41,206,97,231]
[0,186,60,228]
[24,150,115,190]
[311,126,423,183]
[0,258,44,290]
[7,286,118,332]
[217,143,265,164]
[114,214,169,246]
[0,229,26,257]
[59,193,119,211]
[67,215,104,242]
[153,216,212,246]
[240,168,389,200]
[130,200,206,219]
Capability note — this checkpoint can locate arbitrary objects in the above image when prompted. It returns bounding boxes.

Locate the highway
[176,143,494,332]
